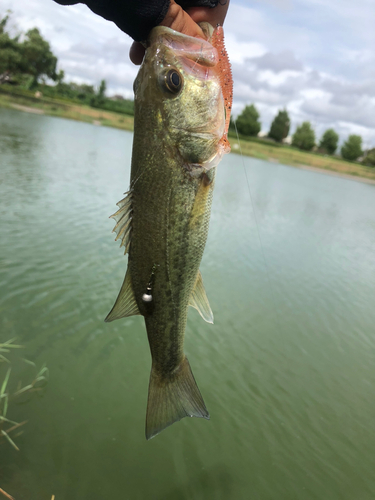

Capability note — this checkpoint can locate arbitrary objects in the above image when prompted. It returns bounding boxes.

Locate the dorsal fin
[105,268,140,322]
[189,271,214,324]
[211,26,233,154]
[110,191,133,254]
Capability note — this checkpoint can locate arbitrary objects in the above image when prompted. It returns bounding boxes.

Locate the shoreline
[10,103,45,114]
[294,163,375,186]
[1,94,374,184]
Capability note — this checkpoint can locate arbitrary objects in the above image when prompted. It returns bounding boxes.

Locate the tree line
[0,13,134,116]
[231,105,374,166]
[1,12,374,165]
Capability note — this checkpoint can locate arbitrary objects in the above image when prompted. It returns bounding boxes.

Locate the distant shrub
[39,81,135,116]
[97,98,134,116]
[362,148,375,167]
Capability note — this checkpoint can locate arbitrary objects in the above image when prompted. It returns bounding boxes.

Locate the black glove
[53,0,219,41]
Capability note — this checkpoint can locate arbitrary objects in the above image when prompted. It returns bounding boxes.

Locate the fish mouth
[148,27,218,68]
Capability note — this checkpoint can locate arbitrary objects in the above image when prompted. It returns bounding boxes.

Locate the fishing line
[233,121,283,328]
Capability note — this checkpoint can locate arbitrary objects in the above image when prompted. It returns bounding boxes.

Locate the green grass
[0,88,134,132]
[229,135,375,182]
[0,339,49,452]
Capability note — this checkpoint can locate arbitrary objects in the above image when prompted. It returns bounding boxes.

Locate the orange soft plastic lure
[211,25,233,153]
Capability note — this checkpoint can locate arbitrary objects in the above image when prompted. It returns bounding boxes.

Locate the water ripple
[1,109,375,499]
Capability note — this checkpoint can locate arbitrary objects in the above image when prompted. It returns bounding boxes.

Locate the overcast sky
[4,0,375,146]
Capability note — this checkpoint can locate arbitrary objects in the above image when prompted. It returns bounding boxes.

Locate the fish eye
[163,69,183,95]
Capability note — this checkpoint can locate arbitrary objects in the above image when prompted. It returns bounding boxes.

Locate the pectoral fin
[105,268,140,322]
[189,271,214,324]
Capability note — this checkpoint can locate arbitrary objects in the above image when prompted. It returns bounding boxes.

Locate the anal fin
[189,270,214,324]
[105,268,140,322]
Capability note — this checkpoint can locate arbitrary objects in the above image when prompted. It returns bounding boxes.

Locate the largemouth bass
[106,23,232,440]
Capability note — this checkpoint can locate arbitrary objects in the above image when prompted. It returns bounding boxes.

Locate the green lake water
[0,107,375,499]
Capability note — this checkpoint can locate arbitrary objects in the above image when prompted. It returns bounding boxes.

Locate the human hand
[129,0,230,64]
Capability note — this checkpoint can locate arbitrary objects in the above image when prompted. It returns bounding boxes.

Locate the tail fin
[146,357,210,440]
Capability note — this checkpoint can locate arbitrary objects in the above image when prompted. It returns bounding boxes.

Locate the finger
[160,0,205,38]
[187,1,230,28]
[130,41,145,65]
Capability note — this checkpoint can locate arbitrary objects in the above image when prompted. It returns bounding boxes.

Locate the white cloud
[224,34,266,64]
[248,51,303,73]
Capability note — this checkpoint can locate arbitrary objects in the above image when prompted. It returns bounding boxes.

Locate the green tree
[0,14,23,79]
[55,69,64,85]
[292,122,315,151]
[319,128,339,155]
[362,148,375,167]
[98,79,106,99]
[268,109,290,142]
[236,104,261,137]
[341,135,363,161]
[0,14,58,87]
[21,28,57,87]
[91,79,107,108]
[0,13,7,32]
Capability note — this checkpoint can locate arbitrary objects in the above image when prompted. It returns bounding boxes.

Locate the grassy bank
[0,86,134,132]
[1,87,374,182]
[229,135,375,182]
